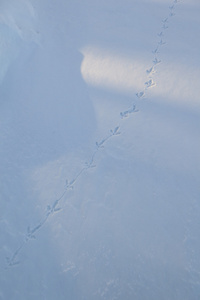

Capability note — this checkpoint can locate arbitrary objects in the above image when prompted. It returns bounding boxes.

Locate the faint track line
[5,0,181,268]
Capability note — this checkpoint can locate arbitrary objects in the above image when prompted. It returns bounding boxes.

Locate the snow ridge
[5,0,181,268]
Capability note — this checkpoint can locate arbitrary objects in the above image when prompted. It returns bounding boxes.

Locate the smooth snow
[0,0,200,299]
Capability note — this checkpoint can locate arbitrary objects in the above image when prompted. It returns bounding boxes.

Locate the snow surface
[0,0,200,299]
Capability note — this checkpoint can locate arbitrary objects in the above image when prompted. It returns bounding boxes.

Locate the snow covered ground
[0,0,200,299]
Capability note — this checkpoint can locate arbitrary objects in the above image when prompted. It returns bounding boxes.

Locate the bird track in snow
[5,0,181,268]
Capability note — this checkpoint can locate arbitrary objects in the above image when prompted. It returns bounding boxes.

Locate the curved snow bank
[81,46,147,95]
[0,0,37,40]
[0,0,38,83]
[81,46,200,110]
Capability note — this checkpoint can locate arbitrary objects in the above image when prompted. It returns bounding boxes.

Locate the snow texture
[0,0,200,299]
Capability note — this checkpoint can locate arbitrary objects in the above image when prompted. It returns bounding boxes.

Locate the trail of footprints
[6,0,180,267]
[120,0,179,118]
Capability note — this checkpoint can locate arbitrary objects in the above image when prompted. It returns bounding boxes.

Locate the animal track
[120,105,138,119]
[158,31,164,37]
[6,0,181,267]
[145,79,156,88]
[136,91,145,99]
[146,66,155,75]
[153,58,161,65]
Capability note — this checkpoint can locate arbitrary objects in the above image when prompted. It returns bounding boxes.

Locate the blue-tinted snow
[0,0,200,299]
